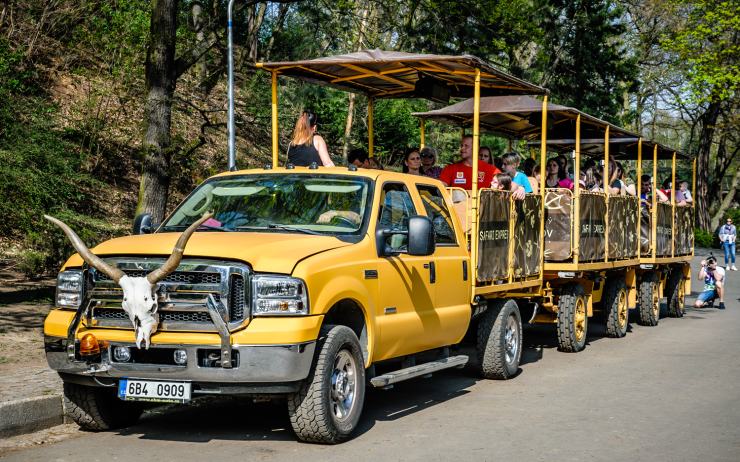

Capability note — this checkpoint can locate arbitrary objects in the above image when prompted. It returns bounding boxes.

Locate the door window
[416,185,457,245]
[378,183,417,252]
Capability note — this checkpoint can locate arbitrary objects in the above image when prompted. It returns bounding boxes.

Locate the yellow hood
[63,232,355,274]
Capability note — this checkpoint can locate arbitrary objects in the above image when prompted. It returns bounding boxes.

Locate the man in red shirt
[440,135,501,190]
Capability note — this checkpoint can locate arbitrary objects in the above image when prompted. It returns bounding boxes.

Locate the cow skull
[44,213,212,349]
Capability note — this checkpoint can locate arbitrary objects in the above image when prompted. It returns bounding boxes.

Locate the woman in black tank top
[287,110,335,167]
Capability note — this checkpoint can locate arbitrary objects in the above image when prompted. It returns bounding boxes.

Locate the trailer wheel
[666,268,686,318]
[476,299,522,379]
[638,272,660,326]
[288,325,365,444]
[557,284,588,352]
[63,382,143,431]
[603,277,629,338]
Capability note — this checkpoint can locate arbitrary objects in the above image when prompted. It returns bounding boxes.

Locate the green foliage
[694,227,717,248]
[661,0,740,103]
[18,250,45,279]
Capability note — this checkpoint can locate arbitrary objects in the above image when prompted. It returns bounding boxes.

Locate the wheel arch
[322,299,372,367]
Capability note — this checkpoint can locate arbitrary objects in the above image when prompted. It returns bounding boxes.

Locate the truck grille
[88,258,250,332]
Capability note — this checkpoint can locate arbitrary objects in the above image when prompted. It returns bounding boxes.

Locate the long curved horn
[44,215,125,283]
[146,212,213,284]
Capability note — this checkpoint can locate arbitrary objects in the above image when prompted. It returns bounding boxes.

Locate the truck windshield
[161,174,371,235]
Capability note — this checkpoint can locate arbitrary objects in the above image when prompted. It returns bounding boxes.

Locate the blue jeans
[723,241,736,265]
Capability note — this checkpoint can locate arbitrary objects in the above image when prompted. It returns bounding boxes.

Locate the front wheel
[666,268,686,318]
[63,382,143,431]
[475,299,523,379]
[288,325,366,444]
[603,277,629,338]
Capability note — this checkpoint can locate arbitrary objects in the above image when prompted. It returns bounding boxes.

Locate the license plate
[118,379,191,403]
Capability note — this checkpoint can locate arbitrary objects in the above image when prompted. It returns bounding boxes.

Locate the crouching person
[695,256,725,310]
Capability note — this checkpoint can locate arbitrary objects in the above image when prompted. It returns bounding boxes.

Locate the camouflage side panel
[477,190,511,281]
[544,189,572,262]
[579,193,607,262]
[513,194,542,278]
[656,203,672,256]
[674,205,694,255]
[608,196,639,259]
[640,208,652,255]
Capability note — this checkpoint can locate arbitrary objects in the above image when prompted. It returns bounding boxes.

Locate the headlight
[56,270,84,308]
[252,275,308,315]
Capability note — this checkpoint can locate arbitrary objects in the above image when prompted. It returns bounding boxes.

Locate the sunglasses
[421,153,434,158]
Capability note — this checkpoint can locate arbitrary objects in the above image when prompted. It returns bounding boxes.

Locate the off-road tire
[603,277,629,338]
[63,382,143,431]
[288,325,366,444]
[638,272,660,326]
[666,268,686,318]
[475,299,522,380]
[557,283,588,352]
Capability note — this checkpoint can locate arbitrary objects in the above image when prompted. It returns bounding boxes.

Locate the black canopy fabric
[413,95,689,160]
[257,49,547,99]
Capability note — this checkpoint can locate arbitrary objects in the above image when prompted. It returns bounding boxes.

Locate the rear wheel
[476,299,523,379]
[603,277,629,338]
[63,382,143,431]
[666,268,686,318]
[557,284,588,352]
[288,325,366,444]
[638,272,660,326]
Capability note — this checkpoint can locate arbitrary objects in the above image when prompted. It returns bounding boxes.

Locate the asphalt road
[3,252,739,461]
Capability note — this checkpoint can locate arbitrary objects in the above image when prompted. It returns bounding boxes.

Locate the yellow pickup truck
[44,167,530,443]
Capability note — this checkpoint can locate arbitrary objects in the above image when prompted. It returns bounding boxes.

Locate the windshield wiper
[161,223,232,232]
[267,224,322,235]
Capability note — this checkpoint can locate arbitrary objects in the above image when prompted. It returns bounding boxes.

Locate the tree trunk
[265,2,289,61]
[695,100,721,231]
[711,166,740,230]
[191,2,206,88]
[341,5,371,159]
[138,0,179,223]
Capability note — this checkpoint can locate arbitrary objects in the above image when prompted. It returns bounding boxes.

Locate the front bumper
[45,337,315,394]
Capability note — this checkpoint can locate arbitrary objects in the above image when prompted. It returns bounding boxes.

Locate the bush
[694,228,717,248]
[18,250,45,278]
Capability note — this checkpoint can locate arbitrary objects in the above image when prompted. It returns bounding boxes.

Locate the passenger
[660,178,687,204]
[420,146,442,178]
[480,146,492,164]
[679,181,693,204]
[545,158,573,189]
[640,175,669,207]
[439,135,501,190]
[522,158,540,195]
[492,156,504,171]
[501,152,533,193]
[491,173,512,191]
[402,148,422,175]
[608,160,626,195]
[348,148,369,168]
[287,110,335,167]
[367,157,384,170]
[581,167,601,192]
[695,256,725,310]
[556,154,571,179]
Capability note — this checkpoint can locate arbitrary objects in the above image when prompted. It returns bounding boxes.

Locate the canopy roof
[257,49,547,100]
[413,96,689,160]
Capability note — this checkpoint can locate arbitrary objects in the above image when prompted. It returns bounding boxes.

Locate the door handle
[423,261,436,284]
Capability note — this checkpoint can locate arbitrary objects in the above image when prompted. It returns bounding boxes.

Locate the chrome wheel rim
[330,350,357,421]
[678,279,685,312]
[652,286,660,318]
[505,314,520,365]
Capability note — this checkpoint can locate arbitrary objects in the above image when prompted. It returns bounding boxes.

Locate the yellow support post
[636,138,642,258]
[539,95,548,279]
[692,157,697,256]
[271,71,279,168]
[671,151,677,258]
[368,97,374,158]
[470,68,481,301]
[604,126,610,263]
[573,114,581,264]
[420,118,426,149]
[652,144,658,259]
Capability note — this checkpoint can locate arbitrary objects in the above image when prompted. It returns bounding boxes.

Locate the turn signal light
[79,334,100,356]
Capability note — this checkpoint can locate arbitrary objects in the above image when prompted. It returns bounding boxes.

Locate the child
[679,181,693,204]
[501,152,533,193]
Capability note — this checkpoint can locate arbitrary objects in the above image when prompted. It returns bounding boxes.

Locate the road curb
[0,395,64,438]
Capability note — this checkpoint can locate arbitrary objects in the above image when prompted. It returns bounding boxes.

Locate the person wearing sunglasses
[420,146,442,179]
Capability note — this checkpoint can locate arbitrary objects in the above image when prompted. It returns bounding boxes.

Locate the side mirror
[375,215,435,257]
[132,213,154,235]
[407,215,435,256]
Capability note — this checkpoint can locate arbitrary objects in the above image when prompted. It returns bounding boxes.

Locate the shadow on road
[114,371,478,443]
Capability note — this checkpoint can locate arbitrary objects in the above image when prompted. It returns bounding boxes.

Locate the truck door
[374,182,439,360]
[414,184,471,345]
